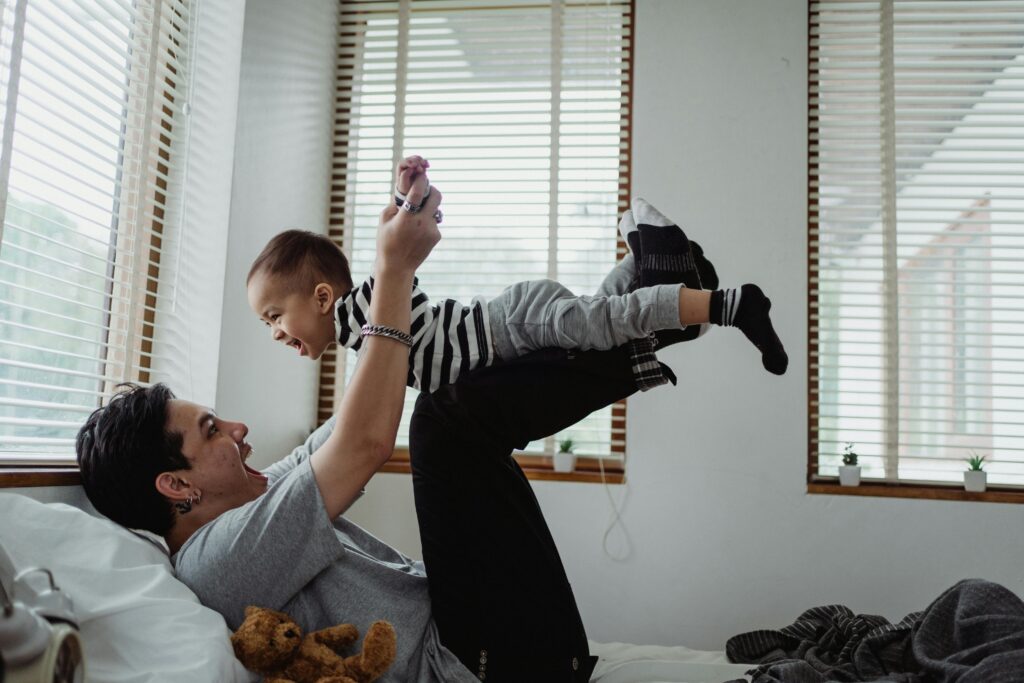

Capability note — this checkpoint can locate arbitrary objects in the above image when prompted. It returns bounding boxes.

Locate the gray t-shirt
[172,419,476,682]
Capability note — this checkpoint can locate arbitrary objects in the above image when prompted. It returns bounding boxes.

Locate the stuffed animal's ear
[244,605,260,617]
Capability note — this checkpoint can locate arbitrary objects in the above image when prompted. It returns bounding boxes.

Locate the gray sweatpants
[487,254,689,361]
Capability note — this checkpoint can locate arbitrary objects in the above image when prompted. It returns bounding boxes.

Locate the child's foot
[710,284,788,375]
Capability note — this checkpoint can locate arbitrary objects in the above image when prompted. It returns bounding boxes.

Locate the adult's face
[161,399,269,515]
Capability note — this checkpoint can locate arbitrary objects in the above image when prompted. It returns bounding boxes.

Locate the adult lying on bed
[75,185,680,683]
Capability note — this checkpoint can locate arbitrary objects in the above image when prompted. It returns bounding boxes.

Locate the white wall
[152,0,247,407]
[341,0,1024,650]
[216,0,339,460]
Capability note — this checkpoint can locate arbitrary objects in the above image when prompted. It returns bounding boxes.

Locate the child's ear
[314,283,334,313]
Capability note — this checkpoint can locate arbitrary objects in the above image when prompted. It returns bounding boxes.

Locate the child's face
[247,272,336,360]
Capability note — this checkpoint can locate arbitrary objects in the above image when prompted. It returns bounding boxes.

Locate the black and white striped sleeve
[335,279,373,352]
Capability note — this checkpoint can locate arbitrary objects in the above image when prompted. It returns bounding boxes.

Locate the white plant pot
[964,470,987,493]
[838,465,861,487]
[553,452,577,473]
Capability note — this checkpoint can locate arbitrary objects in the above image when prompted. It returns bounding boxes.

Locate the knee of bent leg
[503,279,571,322]
[551,295,604,349]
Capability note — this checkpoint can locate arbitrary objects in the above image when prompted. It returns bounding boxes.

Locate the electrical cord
[597,456,632,561]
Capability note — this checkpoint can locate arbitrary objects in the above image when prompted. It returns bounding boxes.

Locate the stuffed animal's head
[231,606,303,673]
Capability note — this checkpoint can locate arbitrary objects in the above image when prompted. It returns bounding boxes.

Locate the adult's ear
[314,283,335,313]
[155,472,189,502]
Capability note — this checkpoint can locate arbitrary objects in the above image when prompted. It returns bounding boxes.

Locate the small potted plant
[553,438,577,473]
[964,452,987,493]
[839,442,861,487]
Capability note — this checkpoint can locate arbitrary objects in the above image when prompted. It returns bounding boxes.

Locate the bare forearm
[310,172,441,517]
[333,266,414,455]
[312,266,416,517]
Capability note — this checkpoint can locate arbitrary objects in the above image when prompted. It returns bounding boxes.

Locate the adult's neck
[164,508,216,555]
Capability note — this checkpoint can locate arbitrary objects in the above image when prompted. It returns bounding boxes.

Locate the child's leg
[488,279,688,359]
[594,253,637,297]
[488,279,788,375]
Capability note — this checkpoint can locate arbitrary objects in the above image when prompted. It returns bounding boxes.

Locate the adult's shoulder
[173,461,344,627]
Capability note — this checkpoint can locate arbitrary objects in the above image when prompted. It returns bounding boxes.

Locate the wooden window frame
[0,2,181,488]
[323,0,636,484]
[805,3,1024,504]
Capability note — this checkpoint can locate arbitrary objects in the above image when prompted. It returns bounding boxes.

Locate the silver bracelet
[360,324,413,347]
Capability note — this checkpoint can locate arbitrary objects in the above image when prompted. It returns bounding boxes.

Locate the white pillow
[0,493,256,683]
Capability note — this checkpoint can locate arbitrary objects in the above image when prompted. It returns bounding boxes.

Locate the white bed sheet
[3,491,752,683]
[590,641,752,683]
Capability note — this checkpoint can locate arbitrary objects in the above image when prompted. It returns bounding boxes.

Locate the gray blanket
[725,579,1024,683]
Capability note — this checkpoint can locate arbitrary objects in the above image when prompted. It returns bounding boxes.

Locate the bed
[590,642,750,682]
[0,492,750,683]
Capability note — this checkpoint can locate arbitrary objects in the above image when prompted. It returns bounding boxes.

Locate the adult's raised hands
[376,182,442,277]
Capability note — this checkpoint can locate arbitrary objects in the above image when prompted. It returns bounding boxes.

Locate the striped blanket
[726,579,1024,683]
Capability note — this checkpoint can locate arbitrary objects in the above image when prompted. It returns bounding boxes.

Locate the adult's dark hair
[76,383,189,535]
[247,229,353,296]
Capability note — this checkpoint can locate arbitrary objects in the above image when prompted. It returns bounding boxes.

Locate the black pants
[409,345,643,683]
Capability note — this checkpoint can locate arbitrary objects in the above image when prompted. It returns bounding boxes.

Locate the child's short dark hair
[77,383,188,535]
[247,230,353,295]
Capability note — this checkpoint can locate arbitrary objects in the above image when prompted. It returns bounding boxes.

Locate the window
[0,0,192,470]
[808,0,1024,496]
[325,0,634,478]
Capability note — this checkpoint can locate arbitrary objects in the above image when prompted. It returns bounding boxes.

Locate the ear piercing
[175,489,202,515]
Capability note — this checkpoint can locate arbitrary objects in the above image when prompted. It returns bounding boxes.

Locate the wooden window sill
[808,481,1024,505]
[381,448,625,484]
[0,468,82,488]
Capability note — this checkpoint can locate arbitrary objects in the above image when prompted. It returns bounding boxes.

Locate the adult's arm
[310,185,442,518]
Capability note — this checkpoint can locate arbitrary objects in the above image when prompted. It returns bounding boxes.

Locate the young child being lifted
[247,155,788,393]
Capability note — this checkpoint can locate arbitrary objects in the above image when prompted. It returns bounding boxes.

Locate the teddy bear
[230,605,397,683]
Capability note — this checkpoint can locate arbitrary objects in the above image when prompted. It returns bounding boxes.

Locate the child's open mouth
[288,339,305,356]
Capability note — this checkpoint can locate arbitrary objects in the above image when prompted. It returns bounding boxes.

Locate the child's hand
[396,155,430,198]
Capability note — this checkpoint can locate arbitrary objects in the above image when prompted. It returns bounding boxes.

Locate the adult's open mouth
[240,444,268,482]
[244,462,268,482]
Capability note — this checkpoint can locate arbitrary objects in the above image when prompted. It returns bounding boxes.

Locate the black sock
[710,285,788,375]
[632,199,703,290]
[638,226,700,289]
[689,240,718,290]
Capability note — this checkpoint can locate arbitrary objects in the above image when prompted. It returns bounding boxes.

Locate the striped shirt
[335,277,494,393]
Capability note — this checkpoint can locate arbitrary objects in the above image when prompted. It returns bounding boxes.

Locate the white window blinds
[324,0,633,459]
[0,0,193,464]
[809,0,1024,486]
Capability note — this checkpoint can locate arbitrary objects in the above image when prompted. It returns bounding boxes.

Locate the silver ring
[395,183,431,209]
[433,209,443,224]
